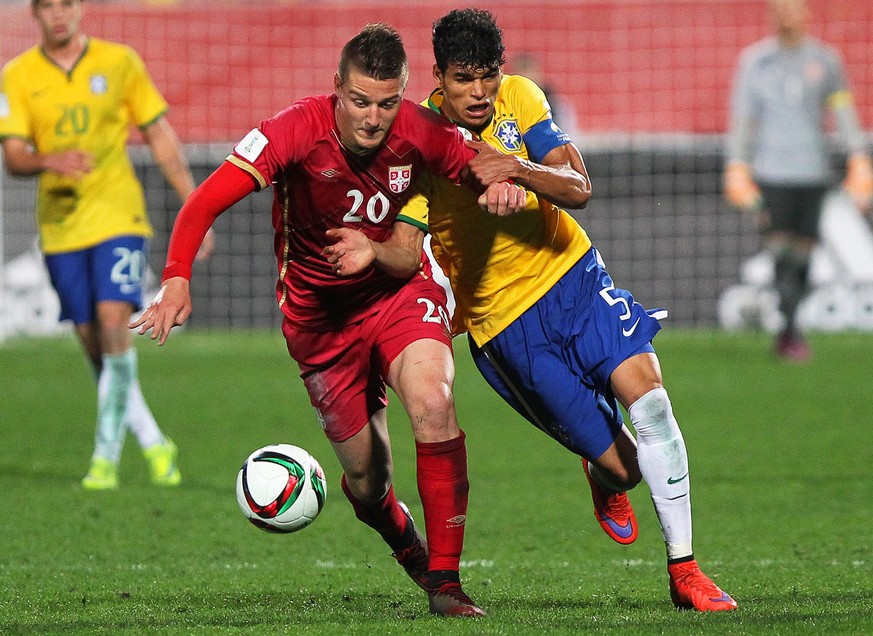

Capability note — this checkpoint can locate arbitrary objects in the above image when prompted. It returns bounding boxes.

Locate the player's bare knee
[405,383,457,439]
[611,361,664,409]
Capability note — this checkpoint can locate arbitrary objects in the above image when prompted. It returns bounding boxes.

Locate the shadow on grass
[0,460,240,498]
[0,461,79,486]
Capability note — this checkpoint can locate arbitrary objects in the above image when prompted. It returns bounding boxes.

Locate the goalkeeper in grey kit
[724,0,872,361]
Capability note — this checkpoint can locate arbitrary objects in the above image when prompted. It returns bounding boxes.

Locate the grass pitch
[0,329,871,634]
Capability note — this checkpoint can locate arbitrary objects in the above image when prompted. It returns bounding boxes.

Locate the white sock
[124,377,165,450]
[629,387,693,560]
[90,351,163,449]
[94,349,136,463]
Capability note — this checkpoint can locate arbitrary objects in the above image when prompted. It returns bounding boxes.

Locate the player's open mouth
[467,104,490,117]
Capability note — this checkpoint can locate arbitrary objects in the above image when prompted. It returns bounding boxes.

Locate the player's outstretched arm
[129,277,191,346]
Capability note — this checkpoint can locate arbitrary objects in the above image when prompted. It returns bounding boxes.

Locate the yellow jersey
[0,38,167,253]
[398,75,592,346]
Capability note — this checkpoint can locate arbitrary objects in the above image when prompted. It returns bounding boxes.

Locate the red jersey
[225,95,474,330]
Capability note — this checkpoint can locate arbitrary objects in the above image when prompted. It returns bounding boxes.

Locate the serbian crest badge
[388,165,412,193]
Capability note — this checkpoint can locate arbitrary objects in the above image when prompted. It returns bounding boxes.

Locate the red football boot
[391,502,429,592]
[428,582,487,618]
[582,458,638,545]
[668,559,737,612]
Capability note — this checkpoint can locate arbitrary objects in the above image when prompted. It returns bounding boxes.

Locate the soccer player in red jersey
[131,24,524,618]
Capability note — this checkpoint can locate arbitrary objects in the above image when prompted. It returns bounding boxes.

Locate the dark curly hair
[432,8,506,73]
[338,23,409,87]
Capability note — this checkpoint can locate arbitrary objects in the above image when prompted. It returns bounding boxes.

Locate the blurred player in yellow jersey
[0,0,212,489]
[326,8,736,612]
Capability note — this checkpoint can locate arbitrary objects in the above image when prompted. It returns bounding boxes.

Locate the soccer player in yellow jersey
[328,8,736,612]
[423,9,736,612]
[0,0,211,489]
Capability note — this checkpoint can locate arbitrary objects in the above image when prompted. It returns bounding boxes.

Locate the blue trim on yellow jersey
[523,118,571,163]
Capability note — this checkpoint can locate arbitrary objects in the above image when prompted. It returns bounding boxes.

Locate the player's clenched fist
[478,181,527,216]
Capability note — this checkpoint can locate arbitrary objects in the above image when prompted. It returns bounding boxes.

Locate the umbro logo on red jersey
[320,169,340,179]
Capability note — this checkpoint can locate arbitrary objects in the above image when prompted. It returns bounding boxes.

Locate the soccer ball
[236,444,327,533]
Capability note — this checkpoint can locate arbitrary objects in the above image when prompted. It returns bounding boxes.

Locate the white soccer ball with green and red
[236,444,327,533]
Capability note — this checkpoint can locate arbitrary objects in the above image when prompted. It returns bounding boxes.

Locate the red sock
[340,475,411,553]
[416,431,469,573]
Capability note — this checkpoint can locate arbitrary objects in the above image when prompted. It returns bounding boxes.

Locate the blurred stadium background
[2,0,872,336]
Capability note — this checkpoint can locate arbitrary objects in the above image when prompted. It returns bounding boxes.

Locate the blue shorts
[468,248,665,460]
[44,236,149,325]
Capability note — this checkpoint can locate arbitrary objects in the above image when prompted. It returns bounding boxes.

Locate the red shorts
[282,274,452,442]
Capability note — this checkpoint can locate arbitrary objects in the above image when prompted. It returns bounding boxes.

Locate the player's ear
[334,73,342,95]
[432,64,444,88]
